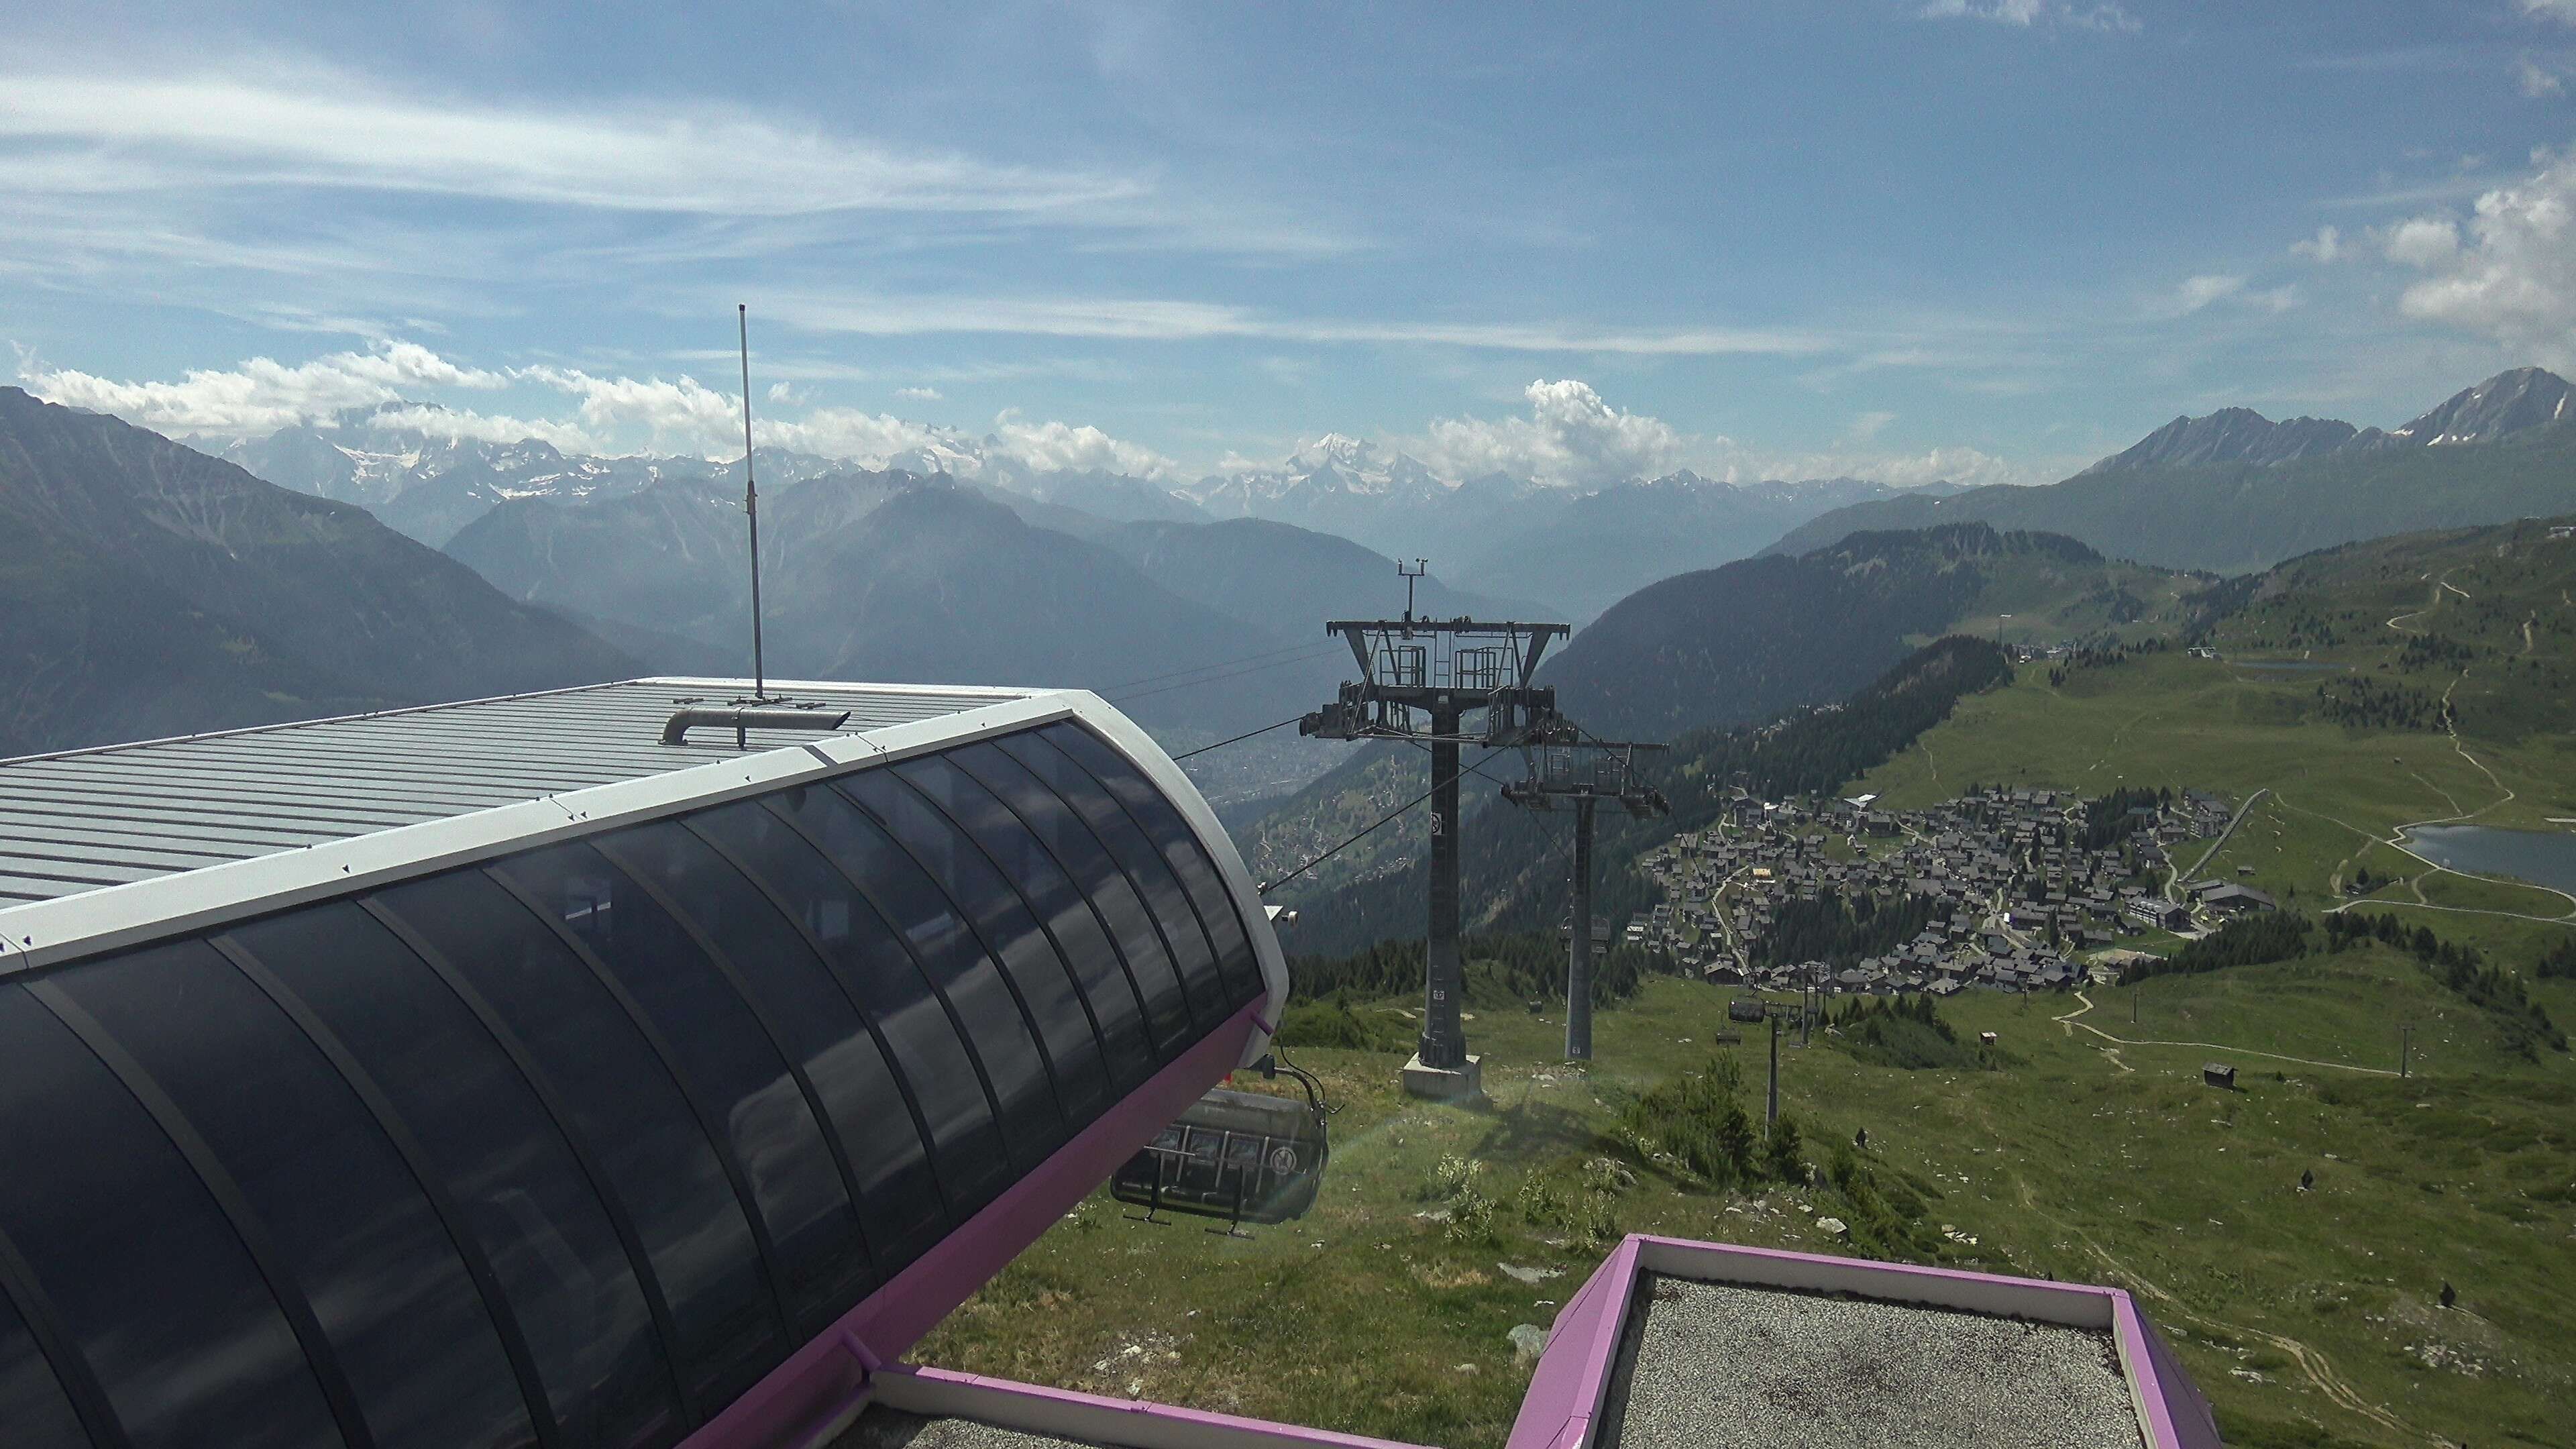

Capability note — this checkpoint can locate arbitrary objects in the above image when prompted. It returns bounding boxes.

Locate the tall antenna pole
[738,304,767,702]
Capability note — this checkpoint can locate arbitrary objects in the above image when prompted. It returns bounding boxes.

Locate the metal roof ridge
[0,690,1084,969]
[0,678,640,769]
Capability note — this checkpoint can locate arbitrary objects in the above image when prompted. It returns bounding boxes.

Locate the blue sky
[10,1,2576,488]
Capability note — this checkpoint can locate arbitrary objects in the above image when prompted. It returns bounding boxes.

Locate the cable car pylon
[1501,735,1668,1061]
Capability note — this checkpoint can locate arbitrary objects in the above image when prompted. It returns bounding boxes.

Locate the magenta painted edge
[1508,1234,2209,1449]
[1629,1233,2127,1304]
[1502,1236,1641,1449]
[879,1364,1439,1448]
[2118,1295,2224,1449]
[679,1002,1261,1449]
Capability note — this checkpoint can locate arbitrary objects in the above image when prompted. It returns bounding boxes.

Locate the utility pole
[1502,739,1668,1061]
[737,304,768,702]
[1570,794,1593,1057]
[1768,1013,1782,1128]
[1303,580,1569,1099]
[2400,1023,2412,1078]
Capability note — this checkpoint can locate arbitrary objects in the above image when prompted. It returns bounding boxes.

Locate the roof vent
[661,707,852,749]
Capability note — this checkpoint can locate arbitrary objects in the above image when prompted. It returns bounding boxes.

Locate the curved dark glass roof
[0,698,1275,1449]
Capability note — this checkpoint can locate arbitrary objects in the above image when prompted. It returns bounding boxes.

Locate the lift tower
[1301,594,1568,1100]
[1501,740,1669,1061]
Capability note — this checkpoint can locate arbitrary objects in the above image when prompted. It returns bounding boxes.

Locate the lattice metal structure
[1299,610,1569,1093]
[1501,741,1668,1061]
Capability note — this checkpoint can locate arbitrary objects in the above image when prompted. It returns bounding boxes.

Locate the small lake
[2401,825,2576,896]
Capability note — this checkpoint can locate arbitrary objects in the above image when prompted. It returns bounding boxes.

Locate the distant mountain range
[1539,521,2195,741]
[443,470,1529,740]
[1770,368,2576,572]
[1173,433,1963,618]
[0,388,635,757]
[217,413,1964,625]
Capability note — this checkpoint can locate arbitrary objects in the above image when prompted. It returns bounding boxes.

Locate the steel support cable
[1171,716,1304,761]
[1101,641,1338,695]
[1105,646,1340,705]
[1257,749,1493,895]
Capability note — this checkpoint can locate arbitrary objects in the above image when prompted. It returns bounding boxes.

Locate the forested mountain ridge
[1540,521,2191,740]
[0,388,637,757]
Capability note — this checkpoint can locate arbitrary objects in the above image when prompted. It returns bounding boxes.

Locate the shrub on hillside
[1622,1054,1760,1188]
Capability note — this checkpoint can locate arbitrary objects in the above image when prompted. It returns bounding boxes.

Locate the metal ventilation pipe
[661,708,852,748]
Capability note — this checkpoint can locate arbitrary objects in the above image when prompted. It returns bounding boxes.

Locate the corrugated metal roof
[0,677,1030,907]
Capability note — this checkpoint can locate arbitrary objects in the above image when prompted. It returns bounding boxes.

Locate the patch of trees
[2326,912,2566,1057]
[1285,930,1670,1008]
[2078,785,2171,851]
[2314,678,2451,732]
[2120,914,2314,984]
[1825,994,1985,1071]
[2045,637,2175,688]
[1670,635,2017,804]
[1752,892,1938,970]
[2398,633,2483,670]
[2079,582,2151,625]
[2182,573,2265,639]
[1621,1053,1807,1193]
[2539,938,2576,979]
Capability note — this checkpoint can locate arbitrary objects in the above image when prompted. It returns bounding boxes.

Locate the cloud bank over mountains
[15,343,2038,491]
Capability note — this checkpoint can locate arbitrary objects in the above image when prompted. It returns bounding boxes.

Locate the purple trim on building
[2123,1304,2224,1449]
[678,1002,1263,1449]
[1505,1234,2212,1449]
[871,1364,1436,1449]
[1505,1238,1640,1449]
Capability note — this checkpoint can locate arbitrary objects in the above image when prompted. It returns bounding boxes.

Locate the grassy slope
[915,953,2573,1449]
[912,523,2576,1449]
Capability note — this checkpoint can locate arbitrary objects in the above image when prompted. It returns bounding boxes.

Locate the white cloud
[894,386,945,402]
[2385,146,2576,362]
[1846,410,1898,443]
[989,414,1178,478]
[2170,274,2247,314]
[1717,441,2039,490]
[19,341,503,435]
[2383,215,2463,268]
[2290,225,2345,262]
[766,288,1833,356]
[0,68,1138,219]
[1415,379,1688,488]
[2524,0,2576,24]
[514,366,745,454]
[367,405,593,451]
[1919,0,2140,34]
[19,340,1178,478]
[2148,274,2298,320]
[2518,52,2567,97]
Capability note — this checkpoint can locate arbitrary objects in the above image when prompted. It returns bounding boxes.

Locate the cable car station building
[0,679,2219,1449]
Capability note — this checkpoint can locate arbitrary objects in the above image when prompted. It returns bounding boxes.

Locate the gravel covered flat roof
[1597,1275,2144,1449]
[836,1406,1099,1449]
